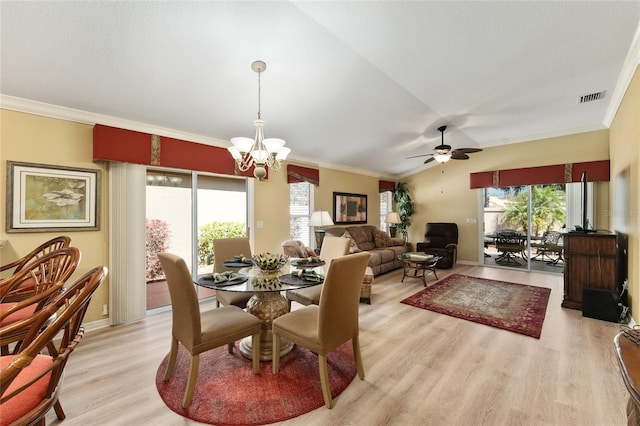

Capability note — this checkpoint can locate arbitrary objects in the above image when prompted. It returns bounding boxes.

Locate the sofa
[324,225,408,276]
[415,222,458,269]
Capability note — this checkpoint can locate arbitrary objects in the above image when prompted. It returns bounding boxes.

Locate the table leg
[239,292,293,361]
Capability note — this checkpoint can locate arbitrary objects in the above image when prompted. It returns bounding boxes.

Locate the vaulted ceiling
[1,1,639,177]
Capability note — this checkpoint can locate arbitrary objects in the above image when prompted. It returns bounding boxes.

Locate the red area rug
[155,342,356,425]
[401,274,551,338]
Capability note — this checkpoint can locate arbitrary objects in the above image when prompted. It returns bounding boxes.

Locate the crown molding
[0,95,229,147]
[604,22,640,127]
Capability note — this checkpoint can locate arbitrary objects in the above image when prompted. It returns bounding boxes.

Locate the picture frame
[333,192,367,224]
[6,161,100,232]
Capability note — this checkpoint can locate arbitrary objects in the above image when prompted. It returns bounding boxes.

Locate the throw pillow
[341,231,360,253]
[373,229,392,248]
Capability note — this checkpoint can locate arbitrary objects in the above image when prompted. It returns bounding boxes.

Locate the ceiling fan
[407,125,483,164]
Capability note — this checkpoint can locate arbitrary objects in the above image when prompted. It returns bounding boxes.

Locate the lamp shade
[309,211,334,227]
[384,212,401,224]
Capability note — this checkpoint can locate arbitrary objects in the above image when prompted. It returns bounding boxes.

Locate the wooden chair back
[0,246,81,303]
[0,266,107,425]
[0,236,71,276]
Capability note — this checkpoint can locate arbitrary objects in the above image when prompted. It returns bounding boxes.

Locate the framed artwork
[333,192,367,224]
[6,161,100,232]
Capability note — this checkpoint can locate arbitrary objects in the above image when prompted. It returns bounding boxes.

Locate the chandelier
[227,60,290,181]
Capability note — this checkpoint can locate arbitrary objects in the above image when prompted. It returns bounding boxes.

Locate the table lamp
[385,211,401,238]
[309,211,334,249]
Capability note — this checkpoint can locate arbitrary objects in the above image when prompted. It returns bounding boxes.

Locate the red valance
[287,164,319,186]
[92,124,255,178]
[469,160,610,189]
[378,180,396,193]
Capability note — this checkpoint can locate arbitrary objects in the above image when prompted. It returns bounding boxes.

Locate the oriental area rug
[401,274,551,338]
[155,342,356,425]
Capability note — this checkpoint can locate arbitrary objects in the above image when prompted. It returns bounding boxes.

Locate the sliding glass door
[146,169,247,310]
[483,184,566,273]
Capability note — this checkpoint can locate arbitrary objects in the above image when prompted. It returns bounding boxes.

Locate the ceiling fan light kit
[406,125,483,165]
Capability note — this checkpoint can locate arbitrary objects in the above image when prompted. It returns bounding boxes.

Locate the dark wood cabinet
[562,232,617,310]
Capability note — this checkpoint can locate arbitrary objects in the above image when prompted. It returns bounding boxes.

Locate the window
[380,191,393,232]
[289,181,314,246]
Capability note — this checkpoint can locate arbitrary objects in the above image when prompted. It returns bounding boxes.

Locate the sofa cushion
[373,229,392,248]
[346,226,376,251]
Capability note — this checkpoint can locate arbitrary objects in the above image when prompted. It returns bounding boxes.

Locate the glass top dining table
[195,261,326,361]
[195,262,325,293]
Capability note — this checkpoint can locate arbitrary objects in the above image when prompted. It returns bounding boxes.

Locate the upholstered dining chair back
[211,238,253,308]
[0,266,107,425]
[273,252,371,408]
[158,252,261,408]
[285,236,351,309]
[213,237,252,273]
[317,252,370,349]
[159,252,202,348]
[0,236,71,278]
[318,236,351,268]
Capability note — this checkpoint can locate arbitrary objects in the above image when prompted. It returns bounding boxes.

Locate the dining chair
[0,246,81,303]
[0,247,81,355]
[212,237,254,308]
[0,236,71,278]
[158,252,261,408]
[272,251,370,408]
[0,266,107,425]
[285,236,351,309]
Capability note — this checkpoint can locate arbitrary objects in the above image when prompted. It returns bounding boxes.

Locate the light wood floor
[46,264,629,425]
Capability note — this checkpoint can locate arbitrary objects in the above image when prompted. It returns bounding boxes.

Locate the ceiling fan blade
[452,147,483,154]
[451,152,470,160]
[406,153,432,159]
[424,157,437,164]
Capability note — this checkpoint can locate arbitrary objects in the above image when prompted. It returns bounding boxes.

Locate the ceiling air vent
[579,91,605,103]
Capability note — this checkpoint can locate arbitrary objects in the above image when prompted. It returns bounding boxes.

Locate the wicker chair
[0,236,71,278]
[0,266,107,425]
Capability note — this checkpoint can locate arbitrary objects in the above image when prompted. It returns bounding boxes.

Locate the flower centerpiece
[252,252,288,273]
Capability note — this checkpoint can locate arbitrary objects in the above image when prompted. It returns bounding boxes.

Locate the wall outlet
[102,304,109,315]
[256,220,264,229]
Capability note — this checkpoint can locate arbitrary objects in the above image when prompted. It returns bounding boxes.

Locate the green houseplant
[393,182,414,241]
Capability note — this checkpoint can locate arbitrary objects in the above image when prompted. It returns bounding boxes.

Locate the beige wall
[252,162,382,254]
[609,65,640,317]
[404,129,611,263]
[3,65,638,324]
[0,109,110,323]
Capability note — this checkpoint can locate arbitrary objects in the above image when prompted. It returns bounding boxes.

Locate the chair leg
[183,354,199,408]
[272,333,281,374]
[53,399,66,420]
[227,342,234,354]
[318,354,333,408]
[252,332,260,374]
[352,336,365,379]
[164,336,179,381]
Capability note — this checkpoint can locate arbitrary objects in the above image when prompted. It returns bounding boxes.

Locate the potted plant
[393,182,414,241]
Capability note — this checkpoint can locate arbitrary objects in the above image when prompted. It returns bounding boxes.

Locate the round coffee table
[398,253,442,286]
